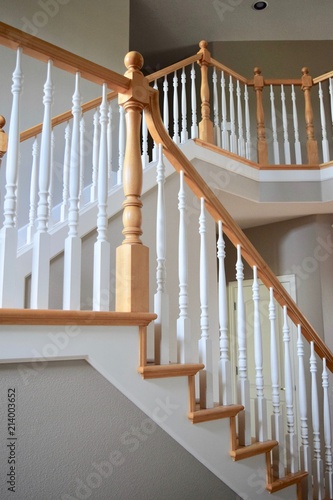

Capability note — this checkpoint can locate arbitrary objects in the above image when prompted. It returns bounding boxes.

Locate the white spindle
[152,80,158,162]
[60,123,71,221]
[79,116,85,204]
[329,78,333,137]
[269,288,285,478]
[48,130,55,225]
[282,306,298,473]
[141,110,149,168]
[281,85,291,164]
[107,103,113,186]
[297,325,312,497]
[322,358,333,500]
[90,109,99,200]
[181,67,188,143]
[93,83,110,311]
[27,138,39,244]
[270,85,280,164]
[236,245,251,445]
[163,75,169,133]
[154,145,169,364]
[213,68,221,147]
[229,76,237,154]
[177,170,192,363]
[252,266,267,442]
[31,60,54,309]
[173,71,180,144]
[318,82,330,163]
[217,221,231,405]
[244,84,252,161]
[63,72,82,310]
[117,105,125,185]
[198,198,213,409]
[310,342,324,499]
[0,48,23,306]
[236,81,245,157]
[190,63,198,139]
[291,85,302,164]
[221,71,229,151]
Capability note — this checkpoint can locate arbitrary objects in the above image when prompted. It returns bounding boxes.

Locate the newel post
[197,41,214,144]
[0,115,8,162]
[253,67,268,165]
[301,67,319,164]
[116,51,151,312]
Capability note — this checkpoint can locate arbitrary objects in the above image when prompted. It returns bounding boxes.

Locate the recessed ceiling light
[252,1,268,10]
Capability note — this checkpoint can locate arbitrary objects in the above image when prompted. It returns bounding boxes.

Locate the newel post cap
[119,51,151,106]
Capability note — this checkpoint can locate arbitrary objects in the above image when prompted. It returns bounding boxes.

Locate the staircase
[0,22,333,499]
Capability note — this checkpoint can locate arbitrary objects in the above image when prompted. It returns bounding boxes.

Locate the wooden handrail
[313,69,333,84]
[0,22,130,93]
[146,54,201,83]
[210,57,248,85]
[144,89,333,372]
[20,90,118,142]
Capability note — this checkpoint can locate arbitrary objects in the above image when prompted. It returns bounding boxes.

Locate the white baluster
[318,82,330,163]
[244,84,252,161]
[27,138,39,244]
[163,75,169,133]
[281,85,291,164]
[310,342,324,499]
[107,103,113,187]
[0,48,23,306]
[198,198,213,409]
[236,245,251,445]
[229,76,237,154]
[154,145,169,364]
[329,78,333,137]
[221,71,229,150]
[236,81,245,158]
[282,306,298,473]
[322,358,333,500]
[190,63,198,139]
[213,68,221,147]
[48,130,55,226]
[297,325,312,497]
[177,170,192,363]
[291,85,302,164]
[141,110,149,168]
[79,116,85,205]
[269,288,285,478]
[181,67,188,143]
[117,105,125,185]
[252,266,267,442]
[63,72,82,310]
[217,221,231,405]
[90,109,99,201]
[152,80,158,161]
[31,60,54,309]
[93,84,110,311]
[173,71,180,144]
[270,85,280,164]
[60,123,71,221]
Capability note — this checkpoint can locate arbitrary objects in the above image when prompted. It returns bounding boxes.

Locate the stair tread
[188,404,244,423]
[230,439,278,461]
[267,470,308,493]
[138,363,204,379]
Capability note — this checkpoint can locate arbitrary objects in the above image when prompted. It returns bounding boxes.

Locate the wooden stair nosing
[229,440,278,461]
[188,404,244,423]
[266,470,308,493]
[138,363,205,379]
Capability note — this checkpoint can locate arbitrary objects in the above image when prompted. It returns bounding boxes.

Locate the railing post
[197,41,214,144]
[0,115,8,161]
[253,67,268,165]
[301,67,319,164]
[116,51,151,312]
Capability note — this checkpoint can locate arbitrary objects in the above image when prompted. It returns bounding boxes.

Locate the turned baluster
[197,41,214,144]
[301,67,319,164]
[116,51,151,312]
[0,115,8,161]
[253,67,268,165]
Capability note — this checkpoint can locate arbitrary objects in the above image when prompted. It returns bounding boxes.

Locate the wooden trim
[20,90,117,142]
[0,22,130,93]
[266,471,308,494]
[144,90,333,372]
[0,308,156,326]
[188,404,243,423]
[139,326,147,367]
[146,54,201,83]
[229,440,278,461]
[138,363,204,379]
[193,138,261,169]
[313,70,333,84]
[188,375,196,413]
[229,416,237,452]
[263,79,302,86]
[209,57,248,84]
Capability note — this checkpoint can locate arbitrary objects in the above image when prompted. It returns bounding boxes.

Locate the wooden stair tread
[266,470,308,493]
[138,363,204,379]
[229,440,278,461]
[188,404,244,423]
